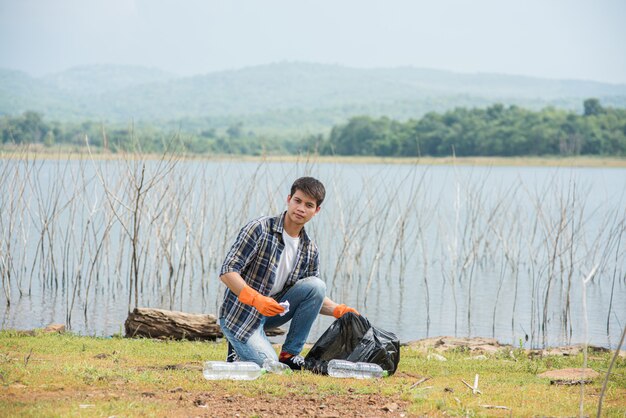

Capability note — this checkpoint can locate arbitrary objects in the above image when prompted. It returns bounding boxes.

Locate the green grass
[0,330,625,417]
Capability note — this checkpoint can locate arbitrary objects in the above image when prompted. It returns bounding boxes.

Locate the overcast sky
[1,0,625,83]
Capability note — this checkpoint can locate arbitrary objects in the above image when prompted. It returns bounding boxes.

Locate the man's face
[286,189,321,227]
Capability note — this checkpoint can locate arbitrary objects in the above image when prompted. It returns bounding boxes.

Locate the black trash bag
[304,313,400,375]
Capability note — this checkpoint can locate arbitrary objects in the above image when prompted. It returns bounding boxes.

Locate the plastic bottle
[262,359,293,375]
[327,359,388,379]
[203,361,265,380]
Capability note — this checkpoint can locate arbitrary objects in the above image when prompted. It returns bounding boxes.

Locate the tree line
[311,99,626,157]
[0,112,291,155]
[2,99,625,157]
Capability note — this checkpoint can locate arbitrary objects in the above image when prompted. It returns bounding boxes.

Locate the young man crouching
[219,176,358,370]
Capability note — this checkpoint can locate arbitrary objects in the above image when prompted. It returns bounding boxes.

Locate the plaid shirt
[219,212,320,342]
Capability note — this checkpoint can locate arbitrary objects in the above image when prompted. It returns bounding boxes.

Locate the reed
[0,147,624,352]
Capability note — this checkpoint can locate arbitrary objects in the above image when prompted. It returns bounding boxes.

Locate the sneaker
[226,342,239,363]
[279,353,305,371]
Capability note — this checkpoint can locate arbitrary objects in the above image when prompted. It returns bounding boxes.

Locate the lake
[1,157,625,349]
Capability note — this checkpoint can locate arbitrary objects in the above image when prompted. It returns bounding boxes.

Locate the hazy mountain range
[2,62,625,132]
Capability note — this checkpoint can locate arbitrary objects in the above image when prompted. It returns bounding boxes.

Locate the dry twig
[24,348,33,367]
[461,374,482,394]
[479,404,510,410]
[409,376,431,389]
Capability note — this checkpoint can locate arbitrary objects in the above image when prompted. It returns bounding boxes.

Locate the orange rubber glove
[238,285,285,317]
[333,304,359,319]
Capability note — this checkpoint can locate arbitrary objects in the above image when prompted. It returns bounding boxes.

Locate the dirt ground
[4,385,411,417]
[190,391,409,417]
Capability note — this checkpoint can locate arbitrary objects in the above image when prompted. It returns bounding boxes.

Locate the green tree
[226,122,243,139]
[583,98,604,116]
[43,130,55,147]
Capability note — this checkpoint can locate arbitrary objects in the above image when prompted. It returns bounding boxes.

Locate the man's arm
[320,296,359,318]
[220,271,247,296]
[319,296,338,316]
[221,271,285,317]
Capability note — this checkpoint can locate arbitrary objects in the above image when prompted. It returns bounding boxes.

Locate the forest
[1,99,625,157]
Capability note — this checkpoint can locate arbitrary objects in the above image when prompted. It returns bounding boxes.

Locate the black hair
[290,177,326,207]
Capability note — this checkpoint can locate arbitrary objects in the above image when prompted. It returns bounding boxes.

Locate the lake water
[1,157,625,349]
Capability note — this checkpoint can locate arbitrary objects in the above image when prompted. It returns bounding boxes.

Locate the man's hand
[238,285,285,316]
[333,304,359,319]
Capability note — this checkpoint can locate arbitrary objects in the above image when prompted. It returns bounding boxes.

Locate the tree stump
[124,307,285,340]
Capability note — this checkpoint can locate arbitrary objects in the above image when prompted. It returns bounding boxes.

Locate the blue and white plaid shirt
[219,212,320,342]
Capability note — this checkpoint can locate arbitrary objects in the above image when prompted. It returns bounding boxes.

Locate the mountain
[0,68,74,114]
[1,62,625,132]
[42,64,175,95]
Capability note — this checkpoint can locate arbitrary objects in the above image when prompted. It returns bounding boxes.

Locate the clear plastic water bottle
[262,359,293,375]
[203,361,265,380]
[327,359,388,379]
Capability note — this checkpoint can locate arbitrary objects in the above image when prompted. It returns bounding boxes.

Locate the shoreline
[1,146,626,168]
[401,336,626,357]
[10,325,625,354]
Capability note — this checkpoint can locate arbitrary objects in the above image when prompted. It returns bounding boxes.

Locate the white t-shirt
[270,230,300,296]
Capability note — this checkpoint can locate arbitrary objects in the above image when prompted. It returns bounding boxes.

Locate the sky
[1,0,625,84]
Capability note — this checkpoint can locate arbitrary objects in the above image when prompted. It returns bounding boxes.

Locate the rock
[407,336,510,354]
[407,337,623,358]
[538,368,600,381]
[43,324,65,333]
[427,353,447,361]
[381,403,398,412]
[529,345,614,357]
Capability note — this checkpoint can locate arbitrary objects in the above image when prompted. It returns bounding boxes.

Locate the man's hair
[290,177,326,207]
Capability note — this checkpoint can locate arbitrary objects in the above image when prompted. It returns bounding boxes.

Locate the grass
[0,331,624,417]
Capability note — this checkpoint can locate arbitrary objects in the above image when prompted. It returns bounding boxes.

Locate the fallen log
[125,308,222,340]
[124,307,285,340]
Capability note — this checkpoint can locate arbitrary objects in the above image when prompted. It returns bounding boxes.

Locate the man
[219,176,358,370]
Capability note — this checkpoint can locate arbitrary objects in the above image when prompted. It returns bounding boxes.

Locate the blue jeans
[220,276,326,366]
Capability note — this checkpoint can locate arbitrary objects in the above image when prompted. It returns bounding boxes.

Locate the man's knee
[299,276,326,298]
